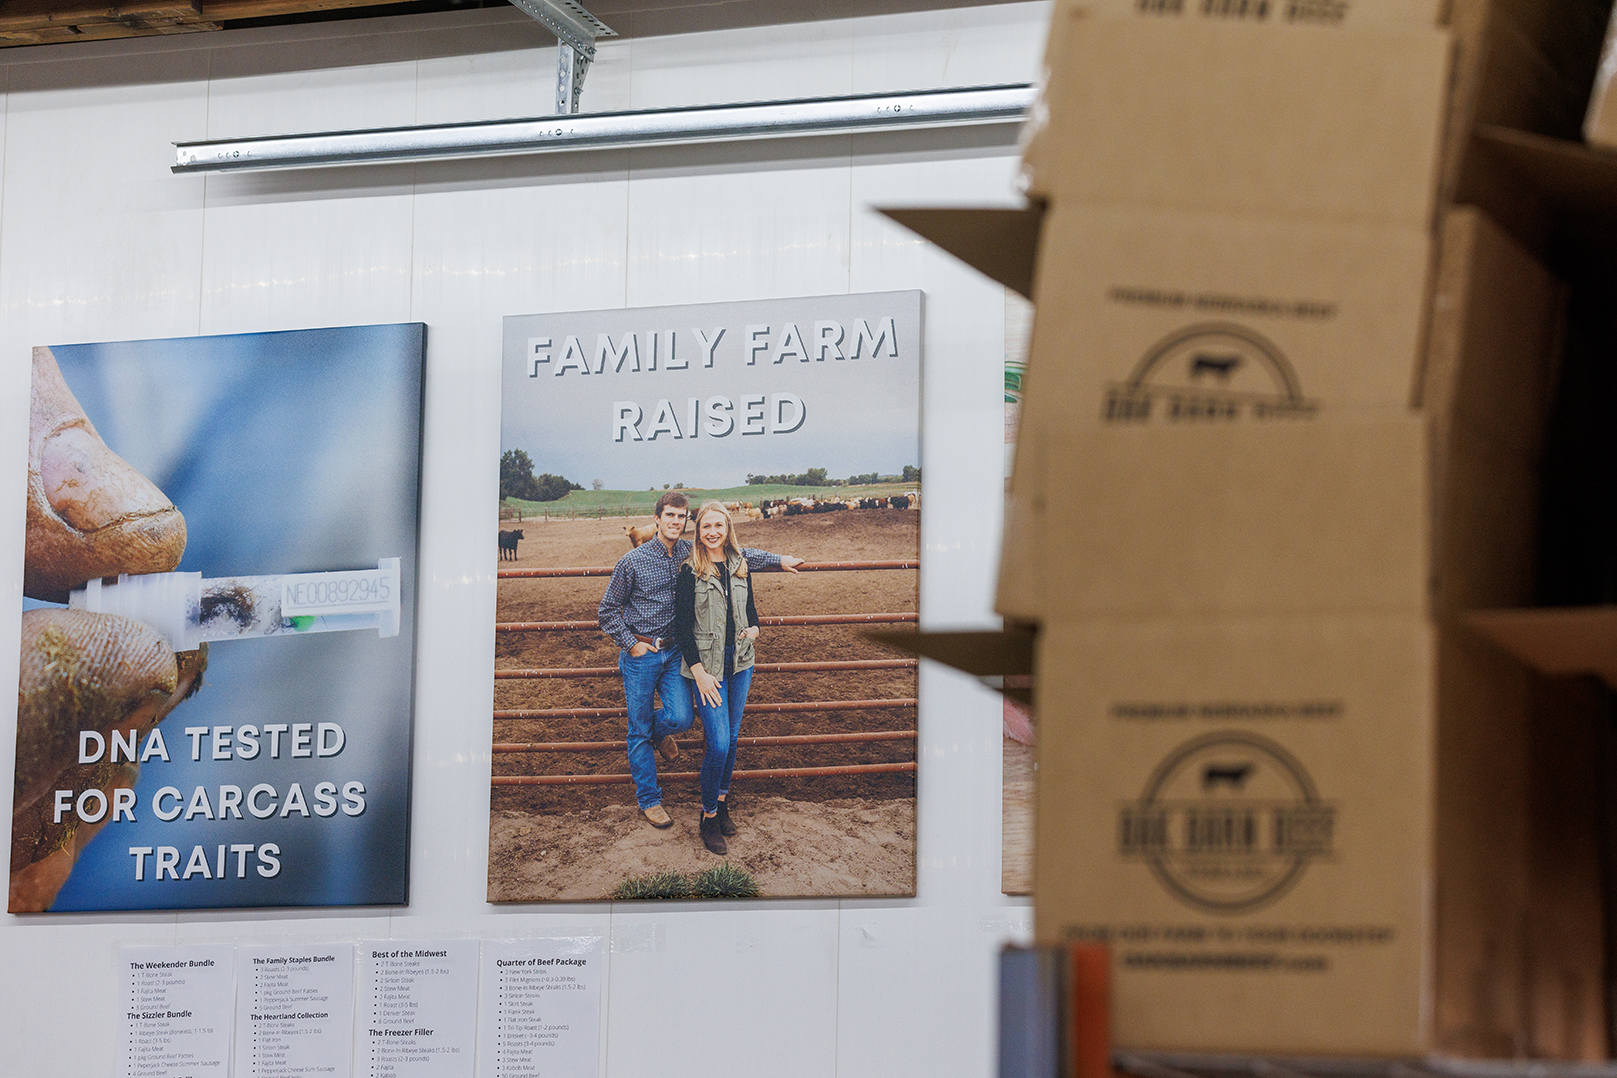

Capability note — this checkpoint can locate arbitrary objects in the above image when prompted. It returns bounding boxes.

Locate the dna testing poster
[13,324,425,911]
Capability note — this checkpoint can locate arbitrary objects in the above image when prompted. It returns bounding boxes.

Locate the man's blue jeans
[620,647,696,810]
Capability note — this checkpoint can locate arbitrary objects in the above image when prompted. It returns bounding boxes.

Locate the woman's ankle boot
[700,812,727,855]
[715,799,737,837]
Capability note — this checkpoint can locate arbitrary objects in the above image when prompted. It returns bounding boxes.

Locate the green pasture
[503,482,919,520]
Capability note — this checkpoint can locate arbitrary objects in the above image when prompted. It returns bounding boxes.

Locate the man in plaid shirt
[599,491,803,828]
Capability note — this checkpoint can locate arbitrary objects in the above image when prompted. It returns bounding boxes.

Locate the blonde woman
[674,501,762,855]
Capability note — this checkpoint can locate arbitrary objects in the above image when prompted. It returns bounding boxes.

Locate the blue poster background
[25,324,424,910]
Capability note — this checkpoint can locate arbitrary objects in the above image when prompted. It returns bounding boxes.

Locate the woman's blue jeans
[697,648,753,815]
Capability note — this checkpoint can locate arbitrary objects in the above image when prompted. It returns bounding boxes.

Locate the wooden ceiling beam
[200,0,399,23]
[0,0,412,45]
[0,0,200,29]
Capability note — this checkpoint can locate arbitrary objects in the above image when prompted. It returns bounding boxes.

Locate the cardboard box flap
[866,627,1035,676]
[1445,0,1611,204]
[1420,206,1562,461]
[1422,207,1561,616]
[877,207,1042,299]
[1021,15,1451,226]
[1477,125,1617,213]
[867,627,1035,704]
[1469,606,1617,689]
[1463,125,1617,254]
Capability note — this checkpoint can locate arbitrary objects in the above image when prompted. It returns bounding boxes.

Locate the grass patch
[610,871,693,900]
[689,863,763,899]
[503,483,919,520]
[610,865,763,901]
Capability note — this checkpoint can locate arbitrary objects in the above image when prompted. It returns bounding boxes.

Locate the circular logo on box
[1104,322,1317,423]
[1118,730,1334,913]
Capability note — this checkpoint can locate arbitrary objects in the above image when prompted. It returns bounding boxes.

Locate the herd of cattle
[500,493,921,557]
[752,493,919,517]
[620,493,920,548]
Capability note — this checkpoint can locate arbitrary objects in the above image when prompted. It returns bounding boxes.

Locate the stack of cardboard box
[893,0,1614,1059]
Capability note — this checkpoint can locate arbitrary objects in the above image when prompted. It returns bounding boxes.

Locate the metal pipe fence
[494,729,918,753]
[498,560,917,578]
[492,761,917,786]
[497,612,917,633]
[493,559,918,791]
[496,698,917,721]
[495,657,917,679]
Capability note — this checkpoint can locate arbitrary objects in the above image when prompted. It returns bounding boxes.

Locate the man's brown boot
[641,805,673,829]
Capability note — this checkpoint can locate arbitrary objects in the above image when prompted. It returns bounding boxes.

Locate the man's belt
[633,633,671,650]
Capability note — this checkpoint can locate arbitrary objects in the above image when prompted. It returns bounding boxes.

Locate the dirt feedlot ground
[488,507,919,901]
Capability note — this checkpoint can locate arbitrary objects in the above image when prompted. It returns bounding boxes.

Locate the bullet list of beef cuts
[234,944,356,1078]
[361,939,478,1078]
[477,938,603,1078]
[119,944,235,1078]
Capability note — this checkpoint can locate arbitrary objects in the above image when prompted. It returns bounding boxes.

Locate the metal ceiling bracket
[557,42,589,115]
[505,0,614,114]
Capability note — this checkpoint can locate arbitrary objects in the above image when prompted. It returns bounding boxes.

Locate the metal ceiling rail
[171,83,1034,174]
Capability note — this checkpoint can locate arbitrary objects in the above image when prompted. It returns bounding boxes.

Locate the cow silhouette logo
[1104,322,1317,423]
[1118,730,1334,913]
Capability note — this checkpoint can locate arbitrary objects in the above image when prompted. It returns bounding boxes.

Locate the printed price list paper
[118,943,235,1078]
[234,943,356,1078]
[477,938,604,1078]
[360,939,478,1078]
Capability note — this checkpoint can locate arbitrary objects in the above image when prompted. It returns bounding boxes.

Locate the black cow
[498,529,524,561]
[1190,353,1241,380]
[1201,762,1253,791]
[888,495,910,510]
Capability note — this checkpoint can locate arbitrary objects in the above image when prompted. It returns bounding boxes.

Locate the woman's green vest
[681,553,755,679]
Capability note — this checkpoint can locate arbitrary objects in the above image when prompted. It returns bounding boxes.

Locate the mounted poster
[1003,287,1035,895]
[493,292,921,901]
[13,325,425,911]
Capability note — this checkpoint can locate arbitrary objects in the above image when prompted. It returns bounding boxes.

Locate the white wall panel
[198,170,417,335]
[853,2,1052,92]
[625,142,854,306]
[204,32,422,139]
[0,5,1046,1075]
[604,906,840,1077]
[411,14,555,124]
[0,54,209,349]
[627,18,856,109]
[837,899,1034,1078]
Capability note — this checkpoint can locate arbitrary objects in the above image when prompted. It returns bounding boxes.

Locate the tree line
[501,449,582,502]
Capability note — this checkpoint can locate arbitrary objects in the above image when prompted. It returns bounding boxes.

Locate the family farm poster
[492,292,922,901]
